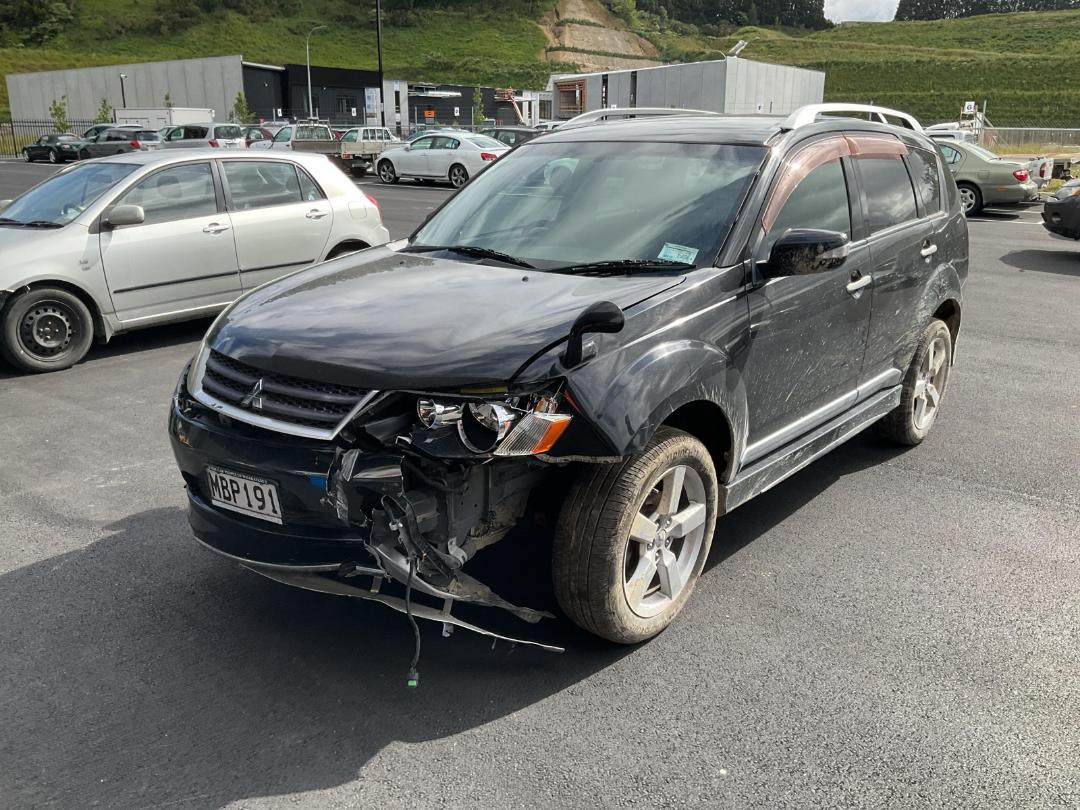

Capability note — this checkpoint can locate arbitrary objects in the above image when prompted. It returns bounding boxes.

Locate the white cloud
[824,0,899,23]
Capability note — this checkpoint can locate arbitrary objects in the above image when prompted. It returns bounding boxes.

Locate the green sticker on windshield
[658,243,699,264]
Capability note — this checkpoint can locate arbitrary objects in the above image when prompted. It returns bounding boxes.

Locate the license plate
[206,466,282,524]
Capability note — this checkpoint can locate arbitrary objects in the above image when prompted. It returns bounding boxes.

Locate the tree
[49,95,69,133]
[94,97,113,124]
[472,86,485,126]
[230,91,254,124]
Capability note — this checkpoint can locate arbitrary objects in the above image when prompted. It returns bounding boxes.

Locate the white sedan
[376,133,509,188]
[0,150,389,372]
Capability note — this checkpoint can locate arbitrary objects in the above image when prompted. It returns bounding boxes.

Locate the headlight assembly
[414,391,572,457]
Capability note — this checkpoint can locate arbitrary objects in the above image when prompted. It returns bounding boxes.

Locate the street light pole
[306,24,327,120]
[119,73,127,109]
[375,0,386,127]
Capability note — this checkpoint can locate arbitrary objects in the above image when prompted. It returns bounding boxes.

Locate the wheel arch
[3,279,110,342]
[933,297,961,352]
[661,399,735,483]
[324,239,371,261]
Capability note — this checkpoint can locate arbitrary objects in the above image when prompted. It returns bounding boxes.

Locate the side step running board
[721,385,902,513]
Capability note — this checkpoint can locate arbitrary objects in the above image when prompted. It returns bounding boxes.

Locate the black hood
[209,246,683,390]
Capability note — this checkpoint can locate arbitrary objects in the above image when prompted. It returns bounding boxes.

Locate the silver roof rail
[559,107,724,130]
[782,103,923,132]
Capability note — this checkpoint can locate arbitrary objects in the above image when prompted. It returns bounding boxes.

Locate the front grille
[199,350,371,433]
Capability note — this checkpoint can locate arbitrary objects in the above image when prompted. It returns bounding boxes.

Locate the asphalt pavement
[1,162,1078,809]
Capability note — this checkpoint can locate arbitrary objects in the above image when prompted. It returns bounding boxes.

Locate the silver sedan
[0,150,389,372]
[377,133,509,188]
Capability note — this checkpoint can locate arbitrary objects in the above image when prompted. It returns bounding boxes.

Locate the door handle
[305,209,329,220]
[921,242,938,258]
[846,274,872,294]
[202,223,230,234]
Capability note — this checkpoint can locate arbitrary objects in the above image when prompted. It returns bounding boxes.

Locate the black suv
[169,105,967,651]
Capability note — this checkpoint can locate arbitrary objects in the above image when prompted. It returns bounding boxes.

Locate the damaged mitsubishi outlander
[169,104,968,655]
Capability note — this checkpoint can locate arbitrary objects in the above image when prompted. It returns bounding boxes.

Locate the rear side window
[765,158,851,251]
[295,126,331,140]
[297,169,323,202]
[224,161,303,210]
[184,126,209,140]
[214,126,242,140]
[938,144,961,165]
[857,158,919,233]
[907,148,943,216]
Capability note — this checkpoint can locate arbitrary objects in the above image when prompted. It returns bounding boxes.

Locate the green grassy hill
[4,2,1080,126]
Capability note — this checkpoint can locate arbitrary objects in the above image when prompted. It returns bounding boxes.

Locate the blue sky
[824,0,900,22]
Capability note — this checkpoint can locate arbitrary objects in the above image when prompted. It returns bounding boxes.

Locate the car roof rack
[782,103,923,132]
[558,107,725,130]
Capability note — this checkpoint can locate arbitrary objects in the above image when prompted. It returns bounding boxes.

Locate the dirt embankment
[540,0,663,71]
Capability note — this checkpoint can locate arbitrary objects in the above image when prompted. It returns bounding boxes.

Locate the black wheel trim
[17,300,79,360]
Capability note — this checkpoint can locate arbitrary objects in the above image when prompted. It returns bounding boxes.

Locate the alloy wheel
[623,464,708,619]
[450,165,468,188]
[18,301,78,360]
[378,162,395,183]
[48,150,57,164]
[959,187,977,214]
[913,335,949,431]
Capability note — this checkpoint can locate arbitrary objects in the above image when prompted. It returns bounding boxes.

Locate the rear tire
[1,287,95,373]
[377,160,398,184]
[877,319,952,446]
[449,163,469,188]
[958,182,983,216]
[553,427,717,644]
[48,149,58,164]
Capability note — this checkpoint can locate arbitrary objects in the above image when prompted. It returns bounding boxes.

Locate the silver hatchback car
[0,150,390,372]
[163,123,246,150]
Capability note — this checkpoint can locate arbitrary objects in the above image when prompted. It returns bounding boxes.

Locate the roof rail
[782,103,923,132]
[559,107,724,130]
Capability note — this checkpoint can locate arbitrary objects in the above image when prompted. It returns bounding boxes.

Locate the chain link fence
[979,127,1080,157]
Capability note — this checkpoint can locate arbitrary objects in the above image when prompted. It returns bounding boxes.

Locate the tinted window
[114,163,217,224]
[105,131,129,142]
[766,159,851,251]
[907,148,942,216]
[224,161,302,210]
[858,157,919,232]
[297,169,323,202]
[938,144,961,165]
[214,125,242,140]
[183,126,209,140]
[134,131,160,141]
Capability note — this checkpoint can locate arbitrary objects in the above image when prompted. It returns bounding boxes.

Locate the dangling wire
[405,554,421,688]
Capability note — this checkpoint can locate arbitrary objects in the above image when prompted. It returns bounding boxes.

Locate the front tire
[377,160,398,184]
[48,149,58,164]
[23,150,33,162]
[0,288,95,373]
[877,319,952,446]
[553,427,718,644]
[449,163,469,188]
[958,182,983,216]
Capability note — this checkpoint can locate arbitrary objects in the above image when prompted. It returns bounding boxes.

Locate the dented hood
[209,246,683,390]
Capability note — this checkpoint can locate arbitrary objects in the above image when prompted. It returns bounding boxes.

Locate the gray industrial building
[549,57,825,120]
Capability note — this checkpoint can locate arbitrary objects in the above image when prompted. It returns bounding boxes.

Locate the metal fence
[0,118,97,158]
[979,127,1080,156]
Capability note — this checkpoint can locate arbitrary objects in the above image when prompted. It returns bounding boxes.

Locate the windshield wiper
[0,218,61,228]
[550,259,694,275]
[402,244,535,269]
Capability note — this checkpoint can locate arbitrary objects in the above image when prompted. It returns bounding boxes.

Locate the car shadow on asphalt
[0,318,210,380]
[1,433,906,809]
[1000,248,1080,276]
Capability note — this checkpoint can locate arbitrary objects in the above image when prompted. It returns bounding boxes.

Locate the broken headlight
[415,393,571,457]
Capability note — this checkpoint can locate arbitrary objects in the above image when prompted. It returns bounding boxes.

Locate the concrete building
[549,57,825,120]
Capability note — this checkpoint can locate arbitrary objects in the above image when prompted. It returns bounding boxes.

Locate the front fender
[567,339,748,479]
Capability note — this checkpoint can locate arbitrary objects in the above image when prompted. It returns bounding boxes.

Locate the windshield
[411,140,765,270]
[0,162,138,227]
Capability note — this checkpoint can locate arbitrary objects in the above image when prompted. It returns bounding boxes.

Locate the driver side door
[98,162,241,322]
[741,137,874,466]
[396,136,433,176]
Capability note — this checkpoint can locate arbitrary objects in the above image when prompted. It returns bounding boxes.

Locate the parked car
[81,123,141,141]
[77,128,161,159]
[338,126,400,175]
[0,151,389,372]
[242,125,273,148]
[163,124,245,150]
[167,104,967,657]
[934,140,1037,215]
[22,133,82,164]
[480,126,540,147]
[406,128,473,142]
[377,133,509,188]
[1042,180,1080,240]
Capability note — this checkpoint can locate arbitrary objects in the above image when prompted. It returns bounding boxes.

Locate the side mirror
[562,300,625,369]
[763,229,850,279]
[105,204,145,228]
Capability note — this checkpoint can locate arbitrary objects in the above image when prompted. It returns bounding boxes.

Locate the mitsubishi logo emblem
[240,378,265,410]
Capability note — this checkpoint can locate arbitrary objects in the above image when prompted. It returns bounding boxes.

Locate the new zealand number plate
[207,466,283,524]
